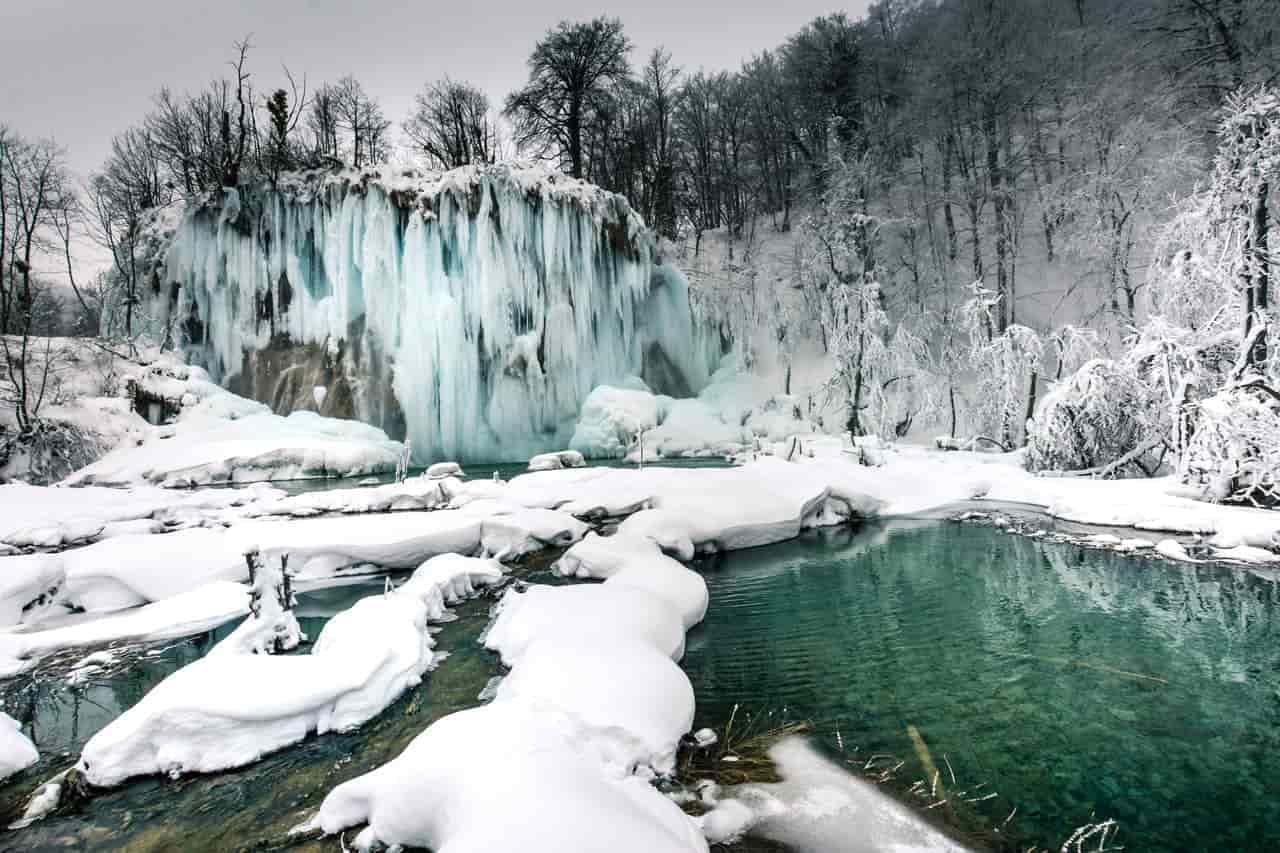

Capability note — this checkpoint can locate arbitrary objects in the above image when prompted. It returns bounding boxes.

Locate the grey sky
[2,0,867,282]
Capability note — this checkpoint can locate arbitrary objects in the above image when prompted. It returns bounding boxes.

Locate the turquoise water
[4,520,1276,851]
[682,521,1280,852]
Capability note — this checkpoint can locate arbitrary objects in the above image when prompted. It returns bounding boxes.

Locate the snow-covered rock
[64,410,403,488]
[528,450,586,471]
[0,711,38,782]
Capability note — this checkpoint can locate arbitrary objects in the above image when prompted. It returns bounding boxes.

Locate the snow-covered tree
[958,283,1043,448]
[213,548,304,656]
[1027,87,1280,498]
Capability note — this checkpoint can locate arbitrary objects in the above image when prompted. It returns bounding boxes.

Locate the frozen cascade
[149,163,722,462]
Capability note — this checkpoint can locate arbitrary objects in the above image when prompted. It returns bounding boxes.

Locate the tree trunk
[984,99,1009,332]
[1246,179,1270,366]
[942,134,958,262]
[568,98,583,179]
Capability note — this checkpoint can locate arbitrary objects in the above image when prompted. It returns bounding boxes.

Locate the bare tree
[1,133,73,429]
[403,78,498,170]
[504,16,632,178]
[331,76,390,168]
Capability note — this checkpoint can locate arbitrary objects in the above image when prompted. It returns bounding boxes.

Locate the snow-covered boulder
[570,385,671,458]
[0,711,38,782]
[528,450,586,471]
[399,553,503,604]
[426,461,462,480]
[494,637,695,774]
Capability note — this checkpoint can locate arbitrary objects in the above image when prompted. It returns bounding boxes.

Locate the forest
[3,0,1279,498]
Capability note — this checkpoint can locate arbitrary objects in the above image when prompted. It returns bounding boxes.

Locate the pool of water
[4,519,1276,852]
[682,521,1280,852]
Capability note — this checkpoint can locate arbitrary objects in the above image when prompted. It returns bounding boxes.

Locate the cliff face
[149,163,722,462]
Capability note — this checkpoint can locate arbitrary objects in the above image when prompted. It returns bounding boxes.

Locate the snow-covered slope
[148,162,723,462]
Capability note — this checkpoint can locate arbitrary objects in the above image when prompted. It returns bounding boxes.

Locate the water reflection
[683,521,1280,853]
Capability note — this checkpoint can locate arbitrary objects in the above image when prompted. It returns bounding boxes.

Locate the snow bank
[77,554,502,787]
[0,482,281,550]
[64,410,403,488]
[0,711,38,782]
[59,510,487,613]
[316,703,708,853]
[568,366,825,461]
[485,583,687,666]
[242,475,453,519]
[698,737,969,852]
[0,581,249,678]
[0,555,65,627]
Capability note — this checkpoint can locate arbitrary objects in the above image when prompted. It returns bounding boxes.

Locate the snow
[484,583,688,666]
[0,581,250,678]
[77,552,502,787]
[699,738,969,853]
[0,711,38,782]
[559,532,709,629]
[0,555,65,627]
[315,702,708,853]
[0,482,280,549]
[151,162,721,463]
[57,510,487,613]
[399,553,503,605]
[567,367,822,461]
[570,385,670,457]
[494,637,695,774]
[64,410,403,488]
[528,449,586,471]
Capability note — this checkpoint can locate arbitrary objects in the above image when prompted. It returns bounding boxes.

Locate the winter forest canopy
[2,0,1280,501]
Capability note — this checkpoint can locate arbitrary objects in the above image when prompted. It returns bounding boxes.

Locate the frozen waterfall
[148,163,723,462]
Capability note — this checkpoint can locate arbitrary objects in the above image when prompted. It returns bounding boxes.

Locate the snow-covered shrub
[1182,383,1280,506]
[212,548,303,656]
[1026,359,1162,475]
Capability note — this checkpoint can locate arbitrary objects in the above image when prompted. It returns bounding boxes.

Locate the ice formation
[149,163,722,462]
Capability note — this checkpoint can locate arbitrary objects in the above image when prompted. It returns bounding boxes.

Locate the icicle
[155,164,721,462]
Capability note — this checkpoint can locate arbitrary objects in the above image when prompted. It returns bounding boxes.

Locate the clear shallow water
[682,521,1280,852]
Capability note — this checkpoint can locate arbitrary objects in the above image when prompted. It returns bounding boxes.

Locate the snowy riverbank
[2,432,1278,850]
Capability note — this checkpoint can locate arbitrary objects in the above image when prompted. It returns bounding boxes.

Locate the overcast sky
[2,0,870,180]
[1,0,867,282]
